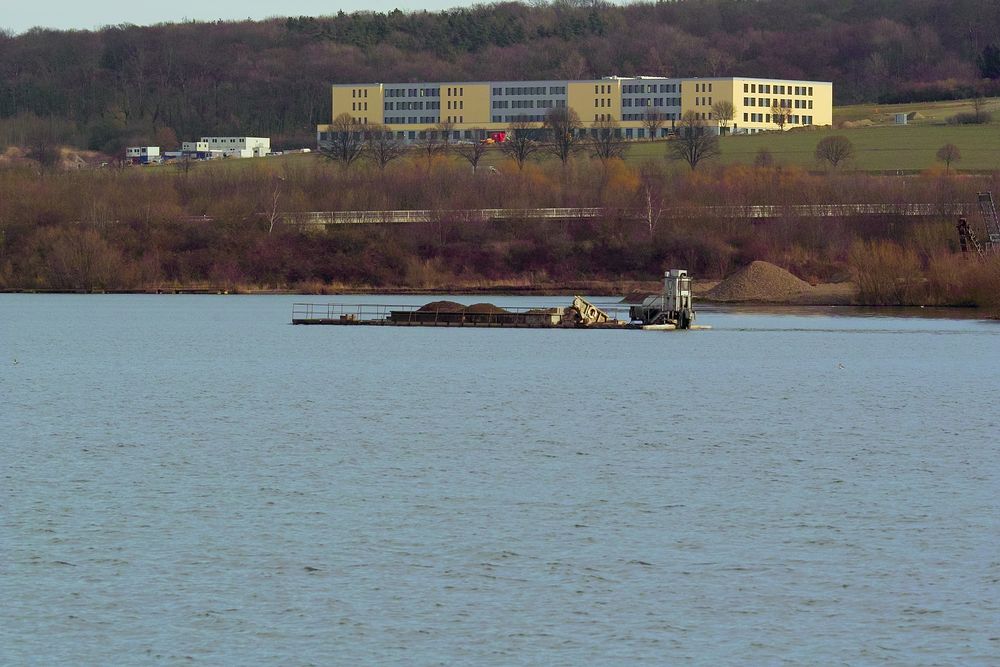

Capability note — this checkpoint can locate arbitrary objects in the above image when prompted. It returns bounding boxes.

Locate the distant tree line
[1,0,999,152]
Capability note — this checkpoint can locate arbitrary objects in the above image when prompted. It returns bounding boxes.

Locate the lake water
[2,295,998,665]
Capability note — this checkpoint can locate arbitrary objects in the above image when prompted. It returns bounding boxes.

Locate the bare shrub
[848,240,923,304]
[34,227,134,290]
[753,147,775,168]
[947,112,992,125]
[815,135,855,168]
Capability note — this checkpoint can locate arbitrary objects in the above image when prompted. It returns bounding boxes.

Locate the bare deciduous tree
[589,117,626,164]
[543,107,583,166]
[267,175,285,234]
[501,118,541,170]
[641,108,664,140]
[712,100,735,134]
[417,127,447,167]
[455,129,489,173]
[366,125,406,171]
[814,135,855,168]
[436,120,456,153]
[635,161,668,239]
[753,147,775,168]
[319,112,365,169]
[667,111,720,171]
[770,100,790,131]
[936,143,962,171]
[972,91,987,123]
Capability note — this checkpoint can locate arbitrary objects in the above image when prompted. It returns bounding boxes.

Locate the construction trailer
[125,146,160,164]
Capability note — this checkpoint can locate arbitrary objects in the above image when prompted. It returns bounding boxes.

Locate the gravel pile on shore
[706,261,812,302]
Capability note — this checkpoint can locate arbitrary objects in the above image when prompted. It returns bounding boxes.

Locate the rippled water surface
[2,295,998,665]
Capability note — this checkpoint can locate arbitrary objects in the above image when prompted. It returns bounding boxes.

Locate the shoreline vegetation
[1,154,999,315]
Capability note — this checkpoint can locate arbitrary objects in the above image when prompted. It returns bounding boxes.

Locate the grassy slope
[629,97,1000,171]
[638,125,1000,171]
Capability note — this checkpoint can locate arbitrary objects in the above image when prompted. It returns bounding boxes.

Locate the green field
[832,97,1000,125]
[627,124,1000,171]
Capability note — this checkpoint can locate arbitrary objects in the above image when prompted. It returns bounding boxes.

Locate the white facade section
[198,137,271,157]
[126,146,160,157]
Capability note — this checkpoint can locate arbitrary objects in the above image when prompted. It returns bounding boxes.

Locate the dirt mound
[464,302,509,314]
[706,261,813,302]
[417,300,465,312]
[841,119,874,129]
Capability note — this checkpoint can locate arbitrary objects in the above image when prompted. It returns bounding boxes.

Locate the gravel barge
[292,270,709,330]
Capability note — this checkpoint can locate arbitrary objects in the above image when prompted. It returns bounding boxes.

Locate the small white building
[125,146,160,163]
[198,137,270,157]
[182,141,210,153]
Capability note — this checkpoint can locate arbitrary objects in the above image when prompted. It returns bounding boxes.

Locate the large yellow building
[318,76,832,142]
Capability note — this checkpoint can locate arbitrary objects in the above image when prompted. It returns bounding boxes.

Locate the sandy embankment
[699,261,856,305]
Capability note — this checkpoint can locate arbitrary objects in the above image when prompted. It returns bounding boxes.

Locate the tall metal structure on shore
[958,192,1000,258]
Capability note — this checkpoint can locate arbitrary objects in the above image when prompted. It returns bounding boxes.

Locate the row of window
[743,83,814,95]
[446,100,464,110]
[622,97,681,107]
[358,82,814,100]
[385,101,441,111]
[743,113,815,124]
[742,97,814,109]
[493,86,565,96]
[594,98,613,108]
[374,112,818,127]
[623,83,680,93]
[622,112,680,121]
[352,102,368,111]
[492,99,569,109]
[492,114,549,123]
[384,88,440,98]
[693,97,712,107]
[384,116,438,124]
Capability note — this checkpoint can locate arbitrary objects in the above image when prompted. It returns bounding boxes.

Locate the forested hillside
[2,0,1000,151]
